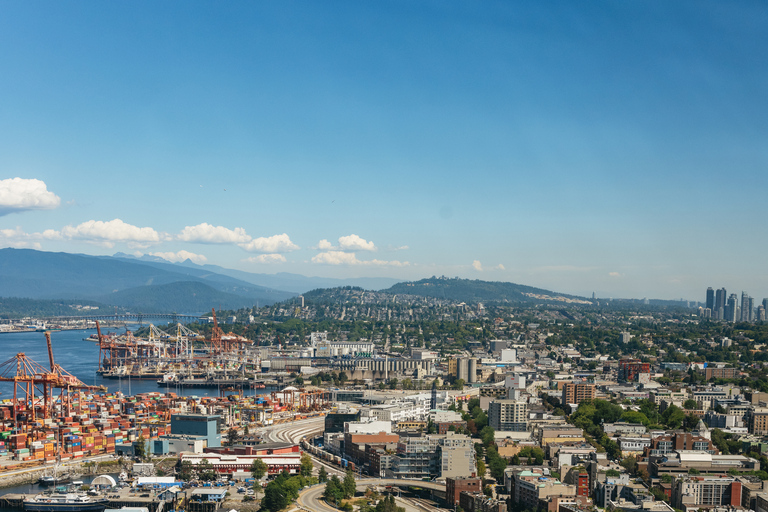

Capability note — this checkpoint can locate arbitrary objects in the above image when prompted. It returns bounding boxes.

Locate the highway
[257,416,447,512]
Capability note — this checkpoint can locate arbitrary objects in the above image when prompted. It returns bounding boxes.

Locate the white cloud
[338,234,376,251]
[0,227,42,249]
[312,251,408,267]
[178,223,250,244]
[317,239,334,250]
[239,233,299,253]
[312,251,360,265]
[472,260,504,271]
[244,254,287,264]
[149,250,207,264]
[609,271,623,277]
[59,219,160,248]
[0,178,61,215]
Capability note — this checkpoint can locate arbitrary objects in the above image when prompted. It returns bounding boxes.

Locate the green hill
[98,281,263,314]
[385,276,589,304]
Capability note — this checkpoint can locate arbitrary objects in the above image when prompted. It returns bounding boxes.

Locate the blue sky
[1,1,767,300]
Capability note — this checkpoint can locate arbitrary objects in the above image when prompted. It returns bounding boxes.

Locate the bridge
[4,313,202,324]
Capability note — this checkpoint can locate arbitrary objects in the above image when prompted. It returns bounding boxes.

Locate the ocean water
[0,329,270,398]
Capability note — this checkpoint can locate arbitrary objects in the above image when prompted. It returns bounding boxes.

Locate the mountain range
[0,248,596,315]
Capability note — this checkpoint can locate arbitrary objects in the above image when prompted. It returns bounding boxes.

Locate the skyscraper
[706,287,715,311]
[741,292,753,322]
[726,294,738,322]
[716,288,727,320]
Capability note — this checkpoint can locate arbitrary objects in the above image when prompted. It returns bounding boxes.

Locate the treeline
[0,297,108,319]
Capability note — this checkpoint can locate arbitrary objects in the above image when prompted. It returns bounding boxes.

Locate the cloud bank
[0,178,60,215]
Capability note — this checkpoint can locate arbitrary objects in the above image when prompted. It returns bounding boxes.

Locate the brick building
[618,359,650,382]
[446,477,482,505]
[561,383,596,406]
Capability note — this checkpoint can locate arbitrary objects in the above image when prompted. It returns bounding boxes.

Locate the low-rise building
[447,477,482,506]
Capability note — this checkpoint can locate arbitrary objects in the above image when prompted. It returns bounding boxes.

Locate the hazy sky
[1,2,766,301]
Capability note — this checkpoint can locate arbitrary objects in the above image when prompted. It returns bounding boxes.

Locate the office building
[170,414,221,448]
[706,287,715,311]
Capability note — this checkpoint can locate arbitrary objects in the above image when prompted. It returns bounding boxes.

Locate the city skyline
[1,2,767,301]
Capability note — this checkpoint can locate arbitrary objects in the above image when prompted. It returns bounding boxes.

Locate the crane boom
[45,331,55,371]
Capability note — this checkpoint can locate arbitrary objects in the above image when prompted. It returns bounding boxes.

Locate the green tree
[683,399,698,410]
[251,458,268,480]
[662,405,685,429]
[318,466,328,483]
[620,456,638,475]
[300,453,313,478]
[226,427,240,446]
[134,434,147,461]
[178,460,193,481]
[196,459,217,481]
[343,469,356,499]
[324,475,344,505]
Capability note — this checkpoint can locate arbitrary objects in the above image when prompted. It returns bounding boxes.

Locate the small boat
[38,464,71,486]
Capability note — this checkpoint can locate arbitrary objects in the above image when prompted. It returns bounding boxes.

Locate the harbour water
[0,329,270,398]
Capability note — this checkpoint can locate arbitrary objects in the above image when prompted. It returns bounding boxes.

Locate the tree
[318,467,328,483]
[620,456,638,475]
[477,458,486,479]
[178,460,194,481]
[196,459,217,481]
[251,458,268,480]
[683,399,699,410]
[134,434,147,461]
[343,469,356,498]
[324,475,344,505]
[226,427,240,446]
[662,405,685,429]
[300,453,313,478]
[683,414,700,431]
[453,378,466,390]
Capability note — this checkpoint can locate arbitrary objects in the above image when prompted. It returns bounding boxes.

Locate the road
[260,416,325,444]
[297,478,444,512]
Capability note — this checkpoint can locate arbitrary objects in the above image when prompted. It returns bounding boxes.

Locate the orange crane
[207,308,223,355]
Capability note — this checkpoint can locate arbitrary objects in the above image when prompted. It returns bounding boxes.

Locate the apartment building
[489,399,528,432]
[561,383,596,406]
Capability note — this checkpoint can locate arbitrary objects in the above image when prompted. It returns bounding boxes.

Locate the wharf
[1,488,168,512]
[164,378,258,388]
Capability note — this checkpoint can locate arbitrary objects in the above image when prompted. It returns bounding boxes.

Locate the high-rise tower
[715,288,727,319]
[706,287,715,311]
